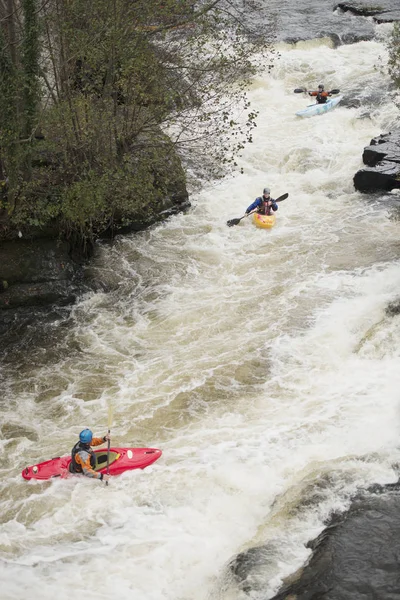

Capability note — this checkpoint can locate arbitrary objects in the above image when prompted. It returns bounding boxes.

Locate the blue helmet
[79,428,93,444]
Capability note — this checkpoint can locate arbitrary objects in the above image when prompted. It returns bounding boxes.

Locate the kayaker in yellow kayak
[69,428,111,482]
[245,188,279,216]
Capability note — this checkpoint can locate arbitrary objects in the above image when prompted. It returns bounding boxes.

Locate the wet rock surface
[386,297,400,316]
[268,489,400,600]
[250,0,400,45]
[0,239,82,310]
[0,194,190,310]
[354,131,400,192]
[337,1,400,24]
[229,486,400,600]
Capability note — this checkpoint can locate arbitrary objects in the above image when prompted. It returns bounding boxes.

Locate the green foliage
[11,131,186,241]
[1,0,276,245]
[0,24,21,206]
[387,23,400,91]
[0,0,41,209]
[22,0,40,136]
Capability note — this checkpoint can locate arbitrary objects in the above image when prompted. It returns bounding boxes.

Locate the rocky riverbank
[354,130,400,193]
[268,485,400,600]
[0,182,189,311]
[337,1,400,24]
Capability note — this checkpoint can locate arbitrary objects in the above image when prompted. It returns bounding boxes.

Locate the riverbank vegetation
[0,0,275,251]
[387,22,400,93]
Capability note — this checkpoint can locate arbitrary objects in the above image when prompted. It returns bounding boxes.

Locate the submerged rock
[386,298,400,316]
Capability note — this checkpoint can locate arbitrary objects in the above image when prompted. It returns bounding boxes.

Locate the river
[1,17,400,600]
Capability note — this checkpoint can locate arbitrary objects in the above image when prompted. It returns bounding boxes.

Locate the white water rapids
[1,30,400,600]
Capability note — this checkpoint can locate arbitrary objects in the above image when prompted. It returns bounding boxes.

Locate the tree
[0,0,40,210]
[387,22,400,94]
[39,0,274,169]
[1,0,276,244]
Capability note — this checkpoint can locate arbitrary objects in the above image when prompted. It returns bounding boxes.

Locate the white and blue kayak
[296,95,343,118]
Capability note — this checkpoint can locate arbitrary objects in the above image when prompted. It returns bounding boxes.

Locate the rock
[336,1,400,23]
[354,164,400,192]
[337,2,388,18]
[386,298,400,316]
[374,11,400,24]
[0,239,82,309]
[269,490,400,600]
[0,280,79,309]
[0,239,78,284]
[354,131,400,192]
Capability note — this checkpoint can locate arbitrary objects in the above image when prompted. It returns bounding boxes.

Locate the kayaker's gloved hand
[103,433,111,442]
[99,473,111,482]
[245,209,250,214]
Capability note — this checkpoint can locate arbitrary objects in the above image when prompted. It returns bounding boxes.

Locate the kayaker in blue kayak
[69,428,111,482]
[245,188,279,216]
[308,84,332,104]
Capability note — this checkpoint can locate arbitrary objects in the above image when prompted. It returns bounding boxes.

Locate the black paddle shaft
[294,87,340,94]
[226,193,289,227]
[105,429,110,486]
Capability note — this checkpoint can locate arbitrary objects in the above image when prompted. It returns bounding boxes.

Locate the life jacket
[70,441,96,473]
[316,91,328,104]
[257,198,272,215]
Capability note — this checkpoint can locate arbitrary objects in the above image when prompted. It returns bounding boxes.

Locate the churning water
[1,27,400,600]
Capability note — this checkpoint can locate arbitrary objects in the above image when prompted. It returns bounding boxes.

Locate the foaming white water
[1,34,400,600]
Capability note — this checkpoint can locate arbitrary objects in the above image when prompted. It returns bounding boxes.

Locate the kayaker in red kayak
[308,84,332,104]
[245,188,279,216]
[69,428,111,482]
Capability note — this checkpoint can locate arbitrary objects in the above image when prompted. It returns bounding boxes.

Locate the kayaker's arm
[77,436,110,480]
[245,198,261,214]
[309,90,330,98]
[91,436,108,447]
[269,199,278,212]
[75,451,103,479]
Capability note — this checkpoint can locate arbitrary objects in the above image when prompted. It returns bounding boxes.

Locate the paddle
[226,193,289,227]
[105,429,110,485]
[105,402,113,486]
[294,88,340,94]
[226,209,256,228]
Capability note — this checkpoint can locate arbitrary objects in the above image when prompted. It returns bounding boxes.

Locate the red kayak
[22,447,162,481]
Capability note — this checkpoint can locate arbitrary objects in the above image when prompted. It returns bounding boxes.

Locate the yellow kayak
[252,213,276,229]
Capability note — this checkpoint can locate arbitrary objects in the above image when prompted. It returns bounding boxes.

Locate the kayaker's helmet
[318,84,324,90]
[79,428,93,444]
[263,187,270,196]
